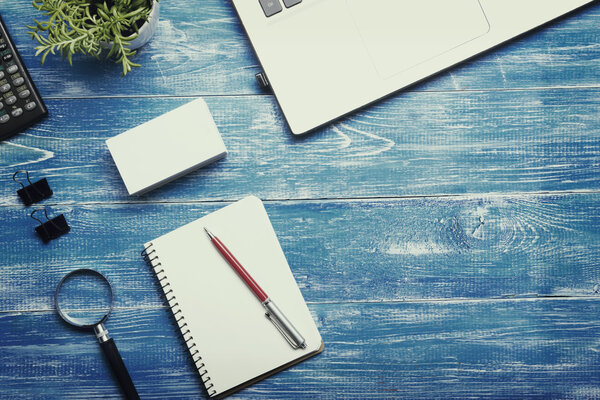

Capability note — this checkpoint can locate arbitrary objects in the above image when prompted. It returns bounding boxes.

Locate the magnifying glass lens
[56,270,112,326]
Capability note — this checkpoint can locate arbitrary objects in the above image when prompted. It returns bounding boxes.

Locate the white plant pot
[102,0,159,51]
[127,0,160,50]
[125,0,160,50]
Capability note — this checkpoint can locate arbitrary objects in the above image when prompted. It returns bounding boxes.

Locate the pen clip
[265,312,299,349]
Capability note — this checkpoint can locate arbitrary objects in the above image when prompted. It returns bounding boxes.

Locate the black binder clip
[31,209,70,243]
[13,170,53,206]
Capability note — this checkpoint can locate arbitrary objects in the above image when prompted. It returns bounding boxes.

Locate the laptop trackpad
[347,0,490,79]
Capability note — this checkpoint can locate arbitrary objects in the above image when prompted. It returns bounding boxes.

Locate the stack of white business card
[106,98,227,196]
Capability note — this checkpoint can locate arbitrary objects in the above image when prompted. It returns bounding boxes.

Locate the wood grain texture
[1,194,599,311]
[1,89,599,204]
[1,1,600,399]
[3,299,600,399]
[0,1,598,98]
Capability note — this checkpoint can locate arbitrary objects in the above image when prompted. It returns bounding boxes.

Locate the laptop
[232,0,595,135]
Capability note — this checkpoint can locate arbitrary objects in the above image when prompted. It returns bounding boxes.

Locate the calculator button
[19,89,31,98]
[259,0,282,17]
[2,53,13,62]
[25,101,37,111]
[0,71,4,79]
[0,114,9,124]
[11,108,23,117]
[5,95,16,105]
[0,43,6,51]
[283,0,301,7]
[13,77,24,86]
[0,83,9,93]
[7,65,18,74]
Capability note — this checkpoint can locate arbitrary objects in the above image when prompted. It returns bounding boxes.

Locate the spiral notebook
[142,196,323,398]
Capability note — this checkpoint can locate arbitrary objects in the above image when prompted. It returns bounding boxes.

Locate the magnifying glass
[55,269,140,400]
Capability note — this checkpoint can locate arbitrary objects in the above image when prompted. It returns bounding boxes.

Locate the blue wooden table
[1,1,600,399]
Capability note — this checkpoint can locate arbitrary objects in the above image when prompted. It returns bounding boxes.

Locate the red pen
[204,227,306,349]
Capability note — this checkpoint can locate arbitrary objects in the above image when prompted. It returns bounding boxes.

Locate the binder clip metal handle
[31,208,70,243]
[13,170,53,206]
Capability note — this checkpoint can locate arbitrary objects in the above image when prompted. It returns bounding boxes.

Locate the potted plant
[28,0,160,76]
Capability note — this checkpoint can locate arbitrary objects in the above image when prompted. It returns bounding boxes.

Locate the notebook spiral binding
[142,243,217,397]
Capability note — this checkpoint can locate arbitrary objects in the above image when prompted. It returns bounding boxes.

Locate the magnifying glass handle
[99,338,140,400]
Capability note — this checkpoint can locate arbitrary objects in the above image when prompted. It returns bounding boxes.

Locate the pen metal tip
[204,227,215,240]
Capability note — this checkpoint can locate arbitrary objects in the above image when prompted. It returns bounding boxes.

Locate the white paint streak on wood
[0,143,54,169]
[21,133,108,141]
[337,123,395,157]
[386,241,451,256]
[330,126,352,150]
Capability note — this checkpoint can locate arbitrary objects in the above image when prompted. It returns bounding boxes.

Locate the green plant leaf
[27,0,155,75]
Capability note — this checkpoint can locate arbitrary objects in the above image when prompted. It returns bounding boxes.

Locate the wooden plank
[1,90,599,204]
[1,2,599,98]
[3,299,600,399]
[1,194,599,312]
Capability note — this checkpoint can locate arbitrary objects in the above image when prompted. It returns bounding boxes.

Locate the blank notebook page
[144,196,322,397]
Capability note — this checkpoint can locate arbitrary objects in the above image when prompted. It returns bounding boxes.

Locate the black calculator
[0,14,47,141]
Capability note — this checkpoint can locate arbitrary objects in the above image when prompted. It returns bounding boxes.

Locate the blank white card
[106,98,227,196]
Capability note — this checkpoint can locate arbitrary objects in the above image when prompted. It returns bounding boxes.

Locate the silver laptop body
[232,0,595,135]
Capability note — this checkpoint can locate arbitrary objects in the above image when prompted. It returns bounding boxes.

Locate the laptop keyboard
[259,0,302,17]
